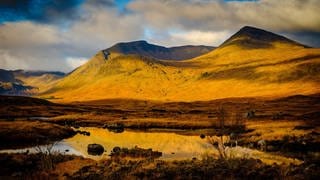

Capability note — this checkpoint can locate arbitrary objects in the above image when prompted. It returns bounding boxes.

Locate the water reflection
[65,127,215,160]
[0,142,82,156]
[0,127,302,165]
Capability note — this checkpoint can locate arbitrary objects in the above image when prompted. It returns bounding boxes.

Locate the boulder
[87,144,104,156]
[104,123,124,133]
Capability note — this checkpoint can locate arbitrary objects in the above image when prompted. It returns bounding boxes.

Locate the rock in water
[87,144,104,156]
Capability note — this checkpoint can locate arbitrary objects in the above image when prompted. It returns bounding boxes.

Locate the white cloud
[128,0,320,32]
[0,2,144,72]
[0,49,29,70]
[169,30,231,46]
[0,21,64,49]
[66,57,88,69]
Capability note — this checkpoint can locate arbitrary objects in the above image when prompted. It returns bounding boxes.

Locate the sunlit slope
[44,26,320,102]
[43,52,195,101]
[0,69,64,95]
[186,46,320,100]
[184,27,320,100]
[15,73,63,94]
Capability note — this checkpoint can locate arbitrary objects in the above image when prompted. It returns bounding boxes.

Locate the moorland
[0,26,319,179]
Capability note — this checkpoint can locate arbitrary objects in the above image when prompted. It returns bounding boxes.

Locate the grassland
[0,93,319,178]
[1,94,319,150]
[0,121,75,150]
[1,27,320,178]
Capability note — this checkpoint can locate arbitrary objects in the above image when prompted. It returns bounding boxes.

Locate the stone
[87,144,104,156]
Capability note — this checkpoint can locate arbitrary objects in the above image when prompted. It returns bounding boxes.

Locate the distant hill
[104,40,215,60]
[13,70,65,77]
[0,69,18,83]
[41,26,320,102]
[0,69,33,95]
[0,69,65,95]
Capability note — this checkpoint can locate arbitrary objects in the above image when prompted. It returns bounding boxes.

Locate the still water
[0,127,302,165]
[65,127,215,160]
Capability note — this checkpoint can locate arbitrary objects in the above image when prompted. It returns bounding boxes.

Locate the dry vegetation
[0,121,75,150]
[0,93,319,178]
[41,41,320,102]
[1,153,318,179]
[1,94,319,152]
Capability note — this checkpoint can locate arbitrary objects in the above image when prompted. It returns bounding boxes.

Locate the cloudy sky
[0,0,319,72]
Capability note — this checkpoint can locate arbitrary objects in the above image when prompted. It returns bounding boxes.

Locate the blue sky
[0,0,319,72]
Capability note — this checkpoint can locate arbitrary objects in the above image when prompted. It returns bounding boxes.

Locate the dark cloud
[285,31,320,48]
[0,0,29,8]
[86,0,115,6]
[0,0,86,24]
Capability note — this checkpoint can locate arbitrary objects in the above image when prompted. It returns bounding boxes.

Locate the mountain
[219,26,307,49]
[13,70,65,77]
[0,69,65,95]
[43,26,320,102]
[0,69,17,83]
[103,40,215,60]
[0,69,33,95]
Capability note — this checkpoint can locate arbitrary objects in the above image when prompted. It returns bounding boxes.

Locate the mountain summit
[103,40,214,60]
[220,26,307,49]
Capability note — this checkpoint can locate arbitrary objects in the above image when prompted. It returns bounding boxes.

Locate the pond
[0,127,302,165]
[65,127,215,160]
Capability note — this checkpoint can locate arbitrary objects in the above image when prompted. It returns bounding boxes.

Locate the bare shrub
[34,141,58,170]
[208,106,246,160]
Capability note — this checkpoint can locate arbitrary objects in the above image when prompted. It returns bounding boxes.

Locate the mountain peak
[220,26,306,49]
[116,40,149,46]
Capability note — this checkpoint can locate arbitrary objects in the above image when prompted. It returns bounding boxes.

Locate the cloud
[169,30,231,46]
[0,22,63,48]
[0,0,86,24]
[128,0,320,32]
[66,57,88,69]
[0,22,70,71]
[284,31,320,47]
[0,1,143,72]
[0,0,319,72]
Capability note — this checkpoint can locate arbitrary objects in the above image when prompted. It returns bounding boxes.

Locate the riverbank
[0,121,75,150]
[0,94,319,178]
[0,152,318,179]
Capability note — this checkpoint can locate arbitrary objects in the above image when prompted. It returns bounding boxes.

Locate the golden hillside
[43,26,320,102]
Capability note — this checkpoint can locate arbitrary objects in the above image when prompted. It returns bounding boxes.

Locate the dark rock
[87,144,104,156]
[112,146,121,153]
[105,123,125,133]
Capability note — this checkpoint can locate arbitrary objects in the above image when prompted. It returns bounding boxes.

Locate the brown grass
[0,121,75,150]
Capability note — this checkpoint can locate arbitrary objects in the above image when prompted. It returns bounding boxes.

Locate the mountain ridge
[0,69,65,95]
[219,26,308,49]
[103,40,215,60]
[15,26,320,101]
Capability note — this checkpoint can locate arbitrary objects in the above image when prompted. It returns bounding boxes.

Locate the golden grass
[52,157,95,178]
[16,74,61,94]
[40,44,320,103]
[244,120,319,142]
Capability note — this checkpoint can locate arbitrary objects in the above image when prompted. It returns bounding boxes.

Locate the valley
[0,93,319,178]
[0,26,319,179]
